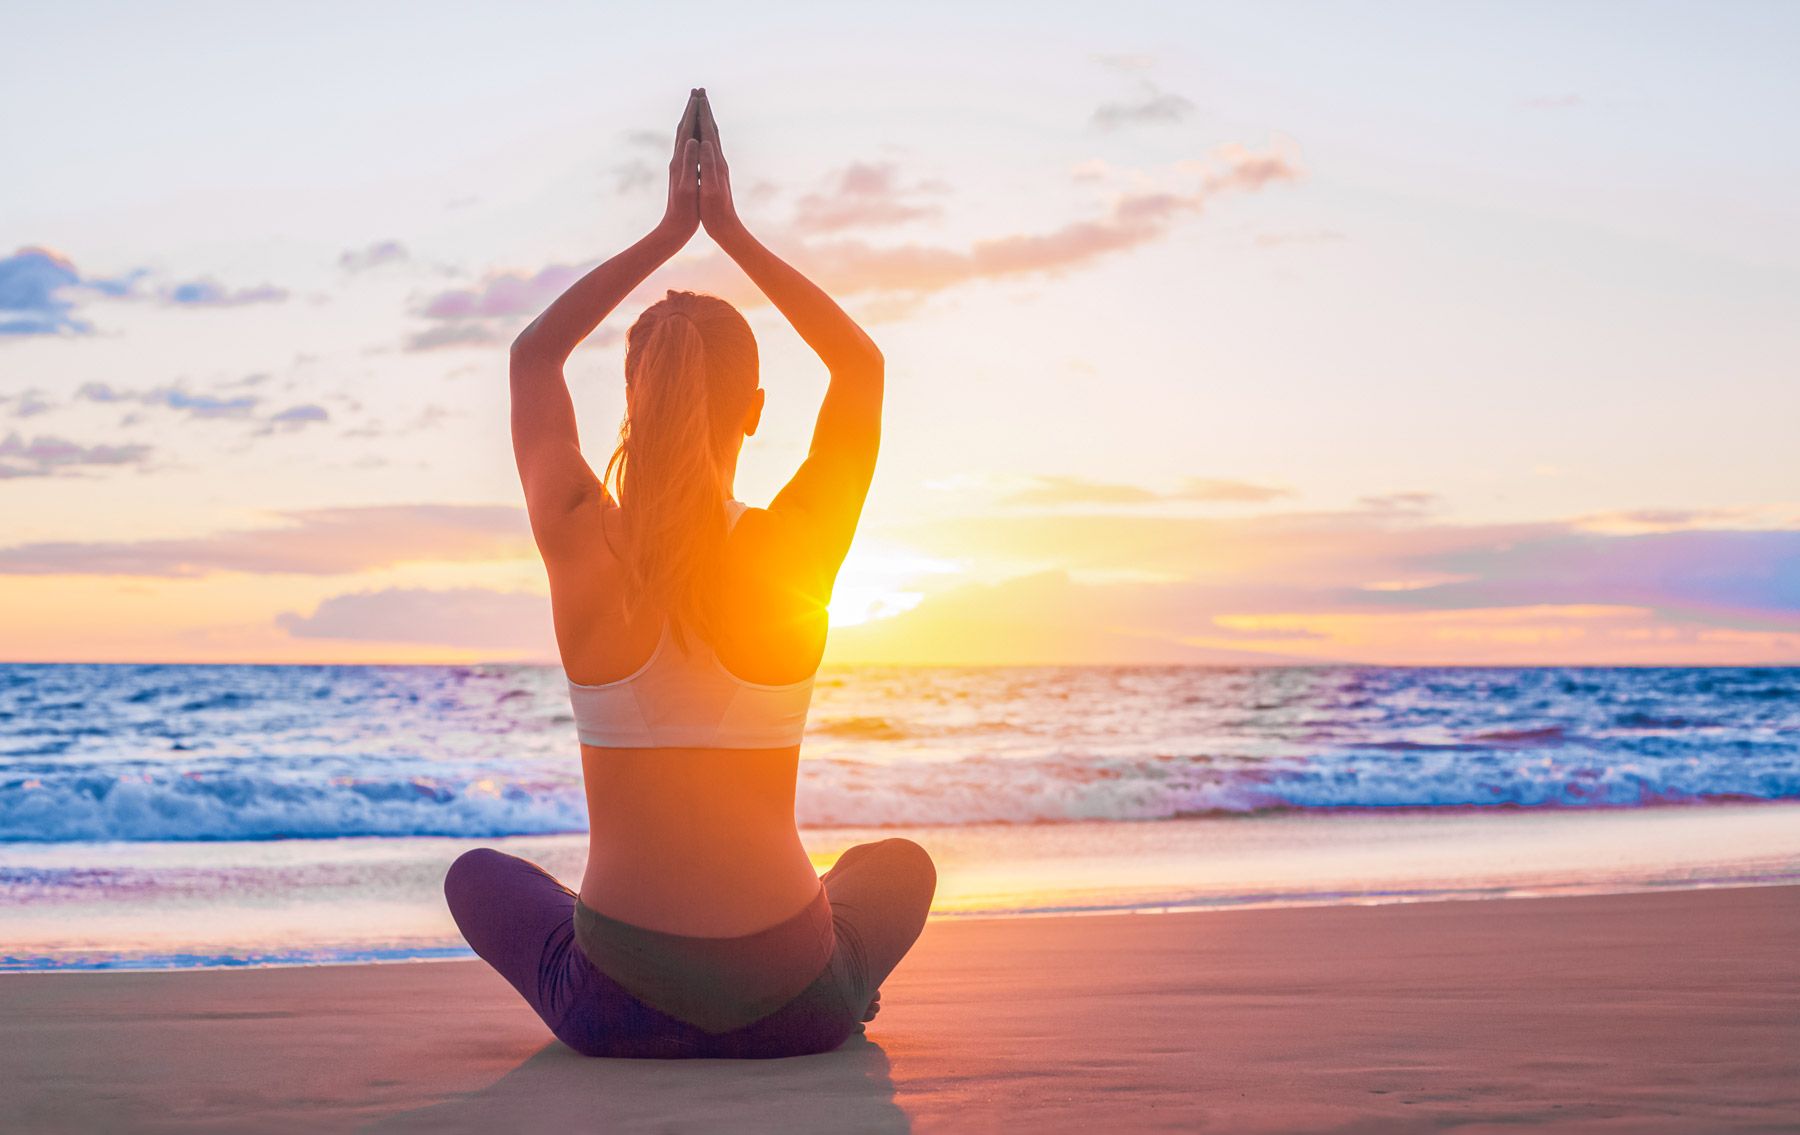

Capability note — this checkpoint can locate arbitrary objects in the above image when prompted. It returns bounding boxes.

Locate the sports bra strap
[565,496,817,749]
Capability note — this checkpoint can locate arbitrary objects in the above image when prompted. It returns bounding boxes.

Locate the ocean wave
[6,663,1800,842]
[1613,711,1715,730]
[0,772,588,843]
[178,692,256,713]
[1467,726,1568,744]
[812,715,913,740]
[3,751,1798,842]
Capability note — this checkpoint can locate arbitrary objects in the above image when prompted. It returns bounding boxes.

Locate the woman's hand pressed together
[695,90,747,249]
[657,89,704,246]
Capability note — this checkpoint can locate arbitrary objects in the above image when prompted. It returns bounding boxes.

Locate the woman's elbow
[857,334,884,374]
[843,343,884,386]
[510,322,567,367]
[510,327,544,363]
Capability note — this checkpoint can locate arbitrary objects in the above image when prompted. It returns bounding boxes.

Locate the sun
[825,545,959,628]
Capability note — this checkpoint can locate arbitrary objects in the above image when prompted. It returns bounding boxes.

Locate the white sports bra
[566,500,816,749]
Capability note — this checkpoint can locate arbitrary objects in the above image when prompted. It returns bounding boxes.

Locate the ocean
[4,663,1799,969]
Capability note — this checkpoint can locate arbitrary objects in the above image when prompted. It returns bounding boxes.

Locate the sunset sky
[3,0,1798,665]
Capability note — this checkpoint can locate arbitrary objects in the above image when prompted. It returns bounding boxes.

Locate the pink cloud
[897,505,1800,635]
[279,587,554,653]
[790,162,945,234]
[420,265,585,321]
[1199,144,1302,194]
[410,142,1303,336]
[0,505,532,576]
[0,432,151,479]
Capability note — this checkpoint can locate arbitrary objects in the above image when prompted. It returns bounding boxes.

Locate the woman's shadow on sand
[362,1033,909,1134]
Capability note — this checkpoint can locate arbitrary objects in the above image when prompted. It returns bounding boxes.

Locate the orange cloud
[826,571,1322,666]
[1001,475,1292,507]
[848,503,1800,663]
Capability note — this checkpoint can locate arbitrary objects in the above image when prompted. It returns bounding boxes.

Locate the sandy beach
[3,884,1796,1133]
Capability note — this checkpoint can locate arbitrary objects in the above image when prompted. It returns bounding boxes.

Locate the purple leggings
[444,839,935,1059]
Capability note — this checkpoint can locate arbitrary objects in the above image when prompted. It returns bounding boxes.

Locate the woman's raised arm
[509,91,704,546]
[695,93,883,581]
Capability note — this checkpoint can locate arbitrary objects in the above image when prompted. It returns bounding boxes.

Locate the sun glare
[825,546,959,628]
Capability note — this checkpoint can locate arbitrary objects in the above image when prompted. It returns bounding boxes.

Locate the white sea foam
[2,752,1795,842]
[3,662,1798,841]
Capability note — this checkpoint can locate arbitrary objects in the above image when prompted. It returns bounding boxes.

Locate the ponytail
[605,291,758,649]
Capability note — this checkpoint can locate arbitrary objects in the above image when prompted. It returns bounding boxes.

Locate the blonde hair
[605,290,759,649]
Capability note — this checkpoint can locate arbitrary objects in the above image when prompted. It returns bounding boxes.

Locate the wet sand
[3,885,1796,1133]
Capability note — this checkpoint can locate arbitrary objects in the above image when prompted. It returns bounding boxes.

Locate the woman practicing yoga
[444,89,936,1059]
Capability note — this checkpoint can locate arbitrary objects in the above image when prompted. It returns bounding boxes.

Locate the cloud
[405,315,619,354]
[412,141,1302,331]
[1192,144,1303,194]
[780,143,1298,296]
[0,247,134,337]
[76,381,329,433]
[419,262,603,321]
[900,505,1800,627]
[278,587,553,652]
[2,389,53,418]
[827,570,1322,665]
[4,248,290,332]
[1357,491,1439,513]
[845,293,932,324]
[262,404,330,432]
[162,279,289,307]
[407,253,637,350]
[1002,474,1292,507]
[78,381,260,420]
[831,506,1800,664]
[404,321,511,352]
[1177,478,1295,503]
[1360,528,1800,627]
[1070,159,1113,184]
[1092,83,1197,131]
[0,249,83,335]
[790,162,946,234]
[900,506,1533,587]
[1521,94,1583,110]
[1196,617,1329,641]
[0,504,532,577]
[338,240,409,272]
[610,159,657,194]
[742,178,781,207]
[1568,508,1752,535]
[1005,476,1161,507]
[0,431,152,479]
